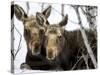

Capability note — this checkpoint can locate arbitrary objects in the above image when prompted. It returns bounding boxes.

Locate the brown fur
[14,4,51,55]
[14,4,55,70]
[38,14,97,70]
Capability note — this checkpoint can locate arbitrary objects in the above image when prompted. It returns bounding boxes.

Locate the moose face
[36,13,68,60]
[44,25,65,60]
[14,4,51,55]
[24,17,44,55]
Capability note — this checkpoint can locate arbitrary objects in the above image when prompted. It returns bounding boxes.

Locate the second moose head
[36,13,68,60]
[14,4,51,55]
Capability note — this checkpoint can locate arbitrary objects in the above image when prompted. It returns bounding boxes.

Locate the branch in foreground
[71,56,83,70]
[14,26,22,59]
[72,6,97,68]
[82,53,89,69]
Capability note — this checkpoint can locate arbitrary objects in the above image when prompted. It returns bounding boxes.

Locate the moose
[14,4,58,70]
[13,4,97,70]
[36,12,97,70]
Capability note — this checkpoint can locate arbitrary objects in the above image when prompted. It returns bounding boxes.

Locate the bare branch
[61,4,64,18]
[71,6,97,68]
[26,2,30,15]
[71,56,83,70]
[11,16,14,73]
[52,6,79,25]
[11,23,15,60]
[41,3,44,11]
[14,26,22,58]
[82,53,89,69]
[80,7,97,39]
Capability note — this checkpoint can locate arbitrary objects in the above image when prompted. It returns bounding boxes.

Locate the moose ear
[14,4,28,21]
[42,6,51,18]
[36,12,46,26]
[59,15,68,27]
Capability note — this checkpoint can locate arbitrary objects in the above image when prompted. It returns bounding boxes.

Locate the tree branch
[14,26,22,58]
[71,56,83,70]
[82,53,89,69]
[72,6,97,68]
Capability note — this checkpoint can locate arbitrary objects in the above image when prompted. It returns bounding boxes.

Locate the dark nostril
[35,43,39,48]
[48,50,53,59]
[34,43,40,53]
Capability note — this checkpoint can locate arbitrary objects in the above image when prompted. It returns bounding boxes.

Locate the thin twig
[80,7,97,18]
[81,7,97,39]
[11,49,15,60]
[71,56,83,70]
[61,4,64,18]
[26,2,30,15]
[41,3,44,12]
[82,53,89,69]
[14,26,22,58]
[11,23,15,32]
[52,7,79,25]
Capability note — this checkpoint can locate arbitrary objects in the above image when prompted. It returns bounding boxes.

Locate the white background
[0,0,100,75]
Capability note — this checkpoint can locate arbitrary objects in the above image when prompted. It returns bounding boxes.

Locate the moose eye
[58,35,61,39]
[25,29,30,35]
[56,35,61,43]
[39,29,45,34]
[58,35,62,39]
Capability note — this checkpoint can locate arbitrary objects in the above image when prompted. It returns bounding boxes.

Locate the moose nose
[35,42,39,48]
[34,43,40,52]
[47,49,55,60]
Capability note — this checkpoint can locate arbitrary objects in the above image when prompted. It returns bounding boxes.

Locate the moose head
[14,4,51,55]
[36,12,68,60]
